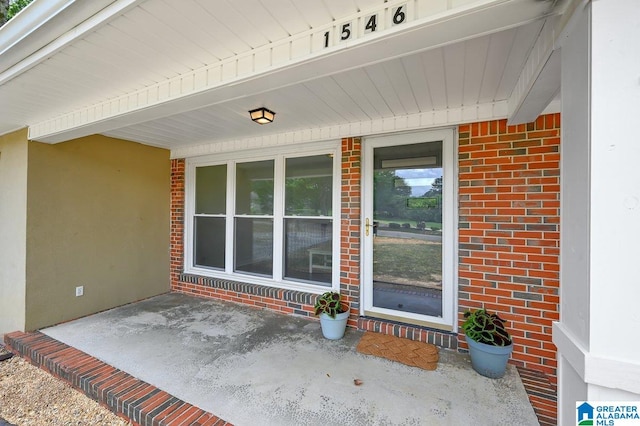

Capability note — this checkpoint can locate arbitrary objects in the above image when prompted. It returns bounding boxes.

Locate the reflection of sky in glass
[396,168,443,196]
[397,168,442,178]
[402,178,431,186]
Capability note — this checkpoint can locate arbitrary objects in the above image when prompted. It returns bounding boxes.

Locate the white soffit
[0,0,557,147]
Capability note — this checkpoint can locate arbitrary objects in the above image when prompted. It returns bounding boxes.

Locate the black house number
[323,4,408,49]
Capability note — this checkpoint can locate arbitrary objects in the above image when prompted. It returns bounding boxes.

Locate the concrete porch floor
[23,293,537,425]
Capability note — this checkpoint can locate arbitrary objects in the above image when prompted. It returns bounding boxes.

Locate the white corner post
[554,0,640,424]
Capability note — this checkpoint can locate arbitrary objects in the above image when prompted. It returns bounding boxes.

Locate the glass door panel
[372,142,444,317]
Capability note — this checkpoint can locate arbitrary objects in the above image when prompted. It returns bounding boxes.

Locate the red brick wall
[170,118,561,383]
[170,159,185,288]
[458,114,560,378]
[340,137,362,327]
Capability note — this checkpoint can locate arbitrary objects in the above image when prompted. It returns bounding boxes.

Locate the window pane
[235,218,273,276]
[196,165,226,214]
[236,160,274,215]
[284,218,332,285]
[285,155,332,216]
[194,217,225,269]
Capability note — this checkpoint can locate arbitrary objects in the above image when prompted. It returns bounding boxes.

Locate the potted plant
[461,308,513,378]
[314,291,349,340]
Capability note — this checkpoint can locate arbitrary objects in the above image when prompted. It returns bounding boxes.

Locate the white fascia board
[29,0,554,144]
[169,101,509,159]
[0,0,75,61]
[508,0,589,124]
[0,0,143,84]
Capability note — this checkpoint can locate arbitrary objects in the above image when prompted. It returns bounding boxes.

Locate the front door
[362,129,455,330]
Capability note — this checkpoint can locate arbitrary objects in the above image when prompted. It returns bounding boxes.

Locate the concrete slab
[42,293,538,426]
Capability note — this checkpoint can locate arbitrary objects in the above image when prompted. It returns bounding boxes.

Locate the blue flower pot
[319,311,349,340]
[465,335,514,379]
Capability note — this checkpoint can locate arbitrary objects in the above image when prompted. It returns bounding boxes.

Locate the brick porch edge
[4,330,555,425]
[3,331,230,426]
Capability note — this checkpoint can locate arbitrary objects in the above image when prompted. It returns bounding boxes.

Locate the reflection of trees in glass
[374,170,410,218]
[250,180,274,214]
[285,177,332,216]
[374,169,443,225]
[427,177,442,195]
[417,175,442,224]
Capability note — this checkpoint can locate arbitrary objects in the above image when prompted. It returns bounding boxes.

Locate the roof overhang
[0,0,574,154]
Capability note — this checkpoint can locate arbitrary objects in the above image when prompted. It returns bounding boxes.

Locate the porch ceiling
[0,0,564,153]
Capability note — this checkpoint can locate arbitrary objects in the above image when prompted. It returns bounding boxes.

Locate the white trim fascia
[170,101,508,159]
[508,0,589,124]
[0,0,144,85]
[553,321,640,395]
[0,0,74,60]
[29,0,553,144]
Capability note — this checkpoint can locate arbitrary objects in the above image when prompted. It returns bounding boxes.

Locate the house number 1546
[322,4,408,49]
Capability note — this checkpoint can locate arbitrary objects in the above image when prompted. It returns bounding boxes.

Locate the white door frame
[360,128,458,331]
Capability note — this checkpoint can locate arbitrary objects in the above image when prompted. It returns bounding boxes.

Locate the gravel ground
[0,352,131,426]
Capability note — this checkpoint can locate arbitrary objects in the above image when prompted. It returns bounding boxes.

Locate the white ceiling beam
[29,0,554,143]
[507,0,589,124]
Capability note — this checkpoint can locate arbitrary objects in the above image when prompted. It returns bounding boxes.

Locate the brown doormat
[356,332,439,370]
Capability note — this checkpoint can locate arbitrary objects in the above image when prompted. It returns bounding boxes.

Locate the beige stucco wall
[0,129,28,336]
[25,135,170,331]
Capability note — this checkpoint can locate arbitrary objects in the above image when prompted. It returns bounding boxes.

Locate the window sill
[182,266,336,295]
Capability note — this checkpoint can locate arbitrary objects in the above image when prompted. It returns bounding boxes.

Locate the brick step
[4,331,230,426]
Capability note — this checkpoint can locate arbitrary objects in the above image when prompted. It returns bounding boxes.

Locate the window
[186,144,339,290]
[284,155,333,284]
[235,160,274,276]
[194,165,226,269]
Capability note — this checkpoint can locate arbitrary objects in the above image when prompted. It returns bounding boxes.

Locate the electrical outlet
[75,286,84,297]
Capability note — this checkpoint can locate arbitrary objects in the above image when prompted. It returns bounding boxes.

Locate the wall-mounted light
[249,107,276,124]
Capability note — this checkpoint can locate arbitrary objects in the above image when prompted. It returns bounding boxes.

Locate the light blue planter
[465,335,514,379]
[319,311,349,340]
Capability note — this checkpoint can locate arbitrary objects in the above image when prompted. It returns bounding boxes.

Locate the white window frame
[184,141,342,294]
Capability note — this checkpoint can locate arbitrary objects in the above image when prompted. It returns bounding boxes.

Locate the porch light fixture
[249,107,276,124]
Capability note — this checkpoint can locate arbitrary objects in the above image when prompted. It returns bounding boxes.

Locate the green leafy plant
[314,291,347,319]
[462,308,512,346]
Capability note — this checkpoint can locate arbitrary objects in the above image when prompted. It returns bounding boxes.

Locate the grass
[373,236,442,285]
